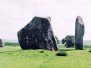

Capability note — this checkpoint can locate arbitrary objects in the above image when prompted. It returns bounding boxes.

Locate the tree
[61,35,75,48]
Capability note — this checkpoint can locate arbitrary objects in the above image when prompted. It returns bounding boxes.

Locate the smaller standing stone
[0,39,4,47]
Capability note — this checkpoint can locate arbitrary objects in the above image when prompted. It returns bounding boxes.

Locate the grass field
[0,43,91,68]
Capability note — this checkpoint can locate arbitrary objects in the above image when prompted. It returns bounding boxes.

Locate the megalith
[75,16,85,50]
[0,39,4,47]
[17,16,58,51]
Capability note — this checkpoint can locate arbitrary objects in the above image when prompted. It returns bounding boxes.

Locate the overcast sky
[0,0,91,40]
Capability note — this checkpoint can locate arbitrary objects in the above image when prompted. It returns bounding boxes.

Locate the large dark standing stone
[17,17,58,51]
[75,16,85,50]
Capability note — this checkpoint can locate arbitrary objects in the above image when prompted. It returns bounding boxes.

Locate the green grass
[0,44,91,68]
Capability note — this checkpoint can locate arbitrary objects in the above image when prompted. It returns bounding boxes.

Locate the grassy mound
[0,44,91,68]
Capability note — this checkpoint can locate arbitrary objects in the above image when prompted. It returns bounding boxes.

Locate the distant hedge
[5,42,19,46]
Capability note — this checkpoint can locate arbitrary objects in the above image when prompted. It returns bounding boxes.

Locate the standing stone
[75,16,85,50]
[17,16,58,51]
[0,39,3,47]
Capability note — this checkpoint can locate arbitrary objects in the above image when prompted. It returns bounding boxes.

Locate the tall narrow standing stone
[75,16,85,50]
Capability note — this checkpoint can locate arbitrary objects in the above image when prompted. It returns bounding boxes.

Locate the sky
[0,0,91,40]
